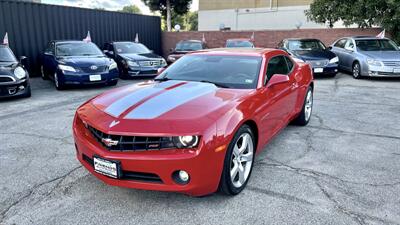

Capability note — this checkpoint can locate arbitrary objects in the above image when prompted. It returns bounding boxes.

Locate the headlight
[127,60,139,67]
[367,59,383,67]
[58,64,76,72]
[14,67,26,79]
[173,136,199,148]
[161,59,167,66]
[329,56,339,64]
[109,61,117,70]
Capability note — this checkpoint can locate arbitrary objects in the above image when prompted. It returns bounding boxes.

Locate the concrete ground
[0,73,399,225]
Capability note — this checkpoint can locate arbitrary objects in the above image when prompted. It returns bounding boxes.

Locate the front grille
[382,61,400,67]
[82,154,163,183]
[80,66,108,73]
[139,70,157,75]
[138,60,163,67]
[0,76,14,83]
[307,60,329,68]
[88,125,175,151]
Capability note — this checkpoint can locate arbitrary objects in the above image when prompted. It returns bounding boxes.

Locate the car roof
[226,38,252,42]
[108,41,140,44]
[284,38,322,42]
[179,40,203,43]
[350,36,390,40]
[190,48,281,57]
[53,40,89,44]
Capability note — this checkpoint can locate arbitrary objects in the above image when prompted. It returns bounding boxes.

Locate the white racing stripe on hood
[124,82,216,119]
[104,80,183,117]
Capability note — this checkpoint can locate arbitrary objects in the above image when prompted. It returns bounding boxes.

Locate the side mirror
[20,56,28,66]
[328,46,333,50]
[267,74,289,88]
[157,67,166,75]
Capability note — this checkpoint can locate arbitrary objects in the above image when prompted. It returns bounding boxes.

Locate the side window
[284,56,294,72]
[345,40,355,49]
[334,39,347,48]
[265,55,289,84]
[45,42,54,55]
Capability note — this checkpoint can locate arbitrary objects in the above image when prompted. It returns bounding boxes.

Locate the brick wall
[161,28,384,57]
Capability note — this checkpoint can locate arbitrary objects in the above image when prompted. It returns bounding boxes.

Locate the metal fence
[0,1,162,75]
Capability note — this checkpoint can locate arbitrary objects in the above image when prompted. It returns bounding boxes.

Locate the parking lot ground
[1,73,400,225]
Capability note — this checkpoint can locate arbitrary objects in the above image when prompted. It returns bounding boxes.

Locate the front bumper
[309,63,338,75]
[366,65,400,77]
[72,115,224,196]
[126,66,165,77]
[0,79,30,98]
[59,69,119,85]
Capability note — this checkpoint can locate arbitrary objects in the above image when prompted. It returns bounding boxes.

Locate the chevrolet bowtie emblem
[101,138,119,147]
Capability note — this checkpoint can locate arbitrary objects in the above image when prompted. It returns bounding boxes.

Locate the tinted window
[114,42,150,54]
[45,42,54,54]
[175,41,203,51]
[0,47,17,62]
[159,55,262,89]
[56,42,103,57]
[226,40,254,48]
[356,39,399,51]
[334,39,347,48]
[266,56,289,82]
[288,40,326,51]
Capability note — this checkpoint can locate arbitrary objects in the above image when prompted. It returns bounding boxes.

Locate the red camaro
[73,48,314,196]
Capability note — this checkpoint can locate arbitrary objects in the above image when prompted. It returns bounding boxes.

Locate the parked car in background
[167,40,207,64]
[331,36,400,79]
[225,39,255,48]
[103,41,166,79]
[0,44,31,98]
[73,48,314,196]
[278,38,338,77]
[41,40,119,90]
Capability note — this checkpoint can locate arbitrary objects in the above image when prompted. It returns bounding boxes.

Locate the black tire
[219,124,256,195]
[107,80,118,86]
[292,86,313,126]
[352,62,362,79]
[41,65,49,80]
[23,85,31,98]
[118,66,129,80]
[54,72,65,90]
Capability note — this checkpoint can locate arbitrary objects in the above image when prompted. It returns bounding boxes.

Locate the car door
[258,55,298,144]
[331,38,347,69]
[43,42,57,77]
[342,39,356,70]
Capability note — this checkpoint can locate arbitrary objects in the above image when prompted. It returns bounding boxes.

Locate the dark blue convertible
[41,40,119,90]
[278,38,339,77]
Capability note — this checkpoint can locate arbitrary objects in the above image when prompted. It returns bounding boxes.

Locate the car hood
[360,51,400,61]
[80,80,252,134]
[0,62,19,75]
[291,50,336,61]
[58,56,112,67]
[119,53,162,61]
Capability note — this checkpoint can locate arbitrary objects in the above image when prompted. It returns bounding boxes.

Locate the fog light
[172,170,190,185]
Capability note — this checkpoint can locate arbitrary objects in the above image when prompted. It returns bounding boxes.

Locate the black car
[0,44,31,98]
[167,40,207,64]
[278,38,339,77]
[103,41,166,78]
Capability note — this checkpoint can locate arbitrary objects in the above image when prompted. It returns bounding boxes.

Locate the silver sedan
[330,36,400,79]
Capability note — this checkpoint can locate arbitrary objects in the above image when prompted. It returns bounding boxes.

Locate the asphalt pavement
[0,73,399,225]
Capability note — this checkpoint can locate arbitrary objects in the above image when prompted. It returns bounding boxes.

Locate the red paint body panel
[73,48,313,196]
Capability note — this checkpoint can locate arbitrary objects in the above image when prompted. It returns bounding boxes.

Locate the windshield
[356,39,399,51]
[158,55,262,89]
[0,47,17,62]
[175,41,203,51]
[288,40,326,51]
[114,42,151,54]
[226,40,254,48]
[56,42,103,57]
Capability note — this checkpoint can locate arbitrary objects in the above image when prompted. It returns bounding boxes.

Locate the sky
[41,0,199,15]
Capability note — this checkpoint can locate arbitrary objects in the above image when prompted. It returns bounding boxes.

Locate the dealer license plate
[89,75,102,81]
[314,68,324,73]
[93,157,119,178]
[393,68,400,73]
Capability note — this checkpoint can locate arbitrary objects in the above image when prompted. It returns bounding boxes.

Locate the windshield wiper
[199,80,229,88]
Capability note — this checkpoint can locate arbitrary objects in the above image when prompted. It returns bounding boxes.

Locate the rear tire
[219,124,256,195]
[293,86,313,126]
[107,80,118,86]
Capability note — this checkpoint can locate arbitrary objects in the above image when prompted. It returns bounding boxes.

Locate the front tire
[23,86,31,98]
[54,73,65,90]
[107,80,118,86]
[293,86,313,126]
[219,125,256,195]
[352,62,362,79]
[41,66,48,80]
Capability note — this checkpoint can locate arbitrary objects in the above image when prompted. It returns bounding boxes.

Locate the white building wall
[198,6,348,31]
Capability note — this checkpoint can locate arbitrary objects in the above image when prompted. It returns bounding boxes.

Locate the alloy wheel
[230,133,254,188]
[41,66,45,79]
[353,63,360,78]
[304,90,313,122]
[54,73,59,88]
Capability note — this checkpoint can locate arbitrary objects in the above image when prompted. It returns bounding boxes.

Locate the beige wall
[199,0,313,11]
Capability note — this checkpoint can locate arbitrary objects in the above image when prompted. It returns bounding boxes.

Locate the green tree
[142,0,192,31]
[306,0,400,43]
[185,11,198,31]
[119,5,142,14]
